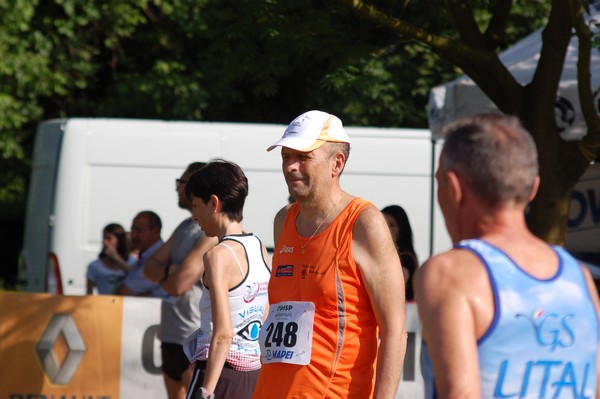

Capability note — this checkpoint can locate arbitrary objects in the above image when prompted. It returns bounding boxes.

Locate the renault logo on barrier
[36,313,86,384]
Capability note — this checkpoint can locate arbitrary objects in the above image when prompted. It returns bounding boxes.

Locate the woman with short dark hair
[184,159,271,399]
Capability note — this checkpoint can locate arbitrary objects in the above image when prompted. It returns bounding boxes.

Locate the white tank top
[191,233,271,371]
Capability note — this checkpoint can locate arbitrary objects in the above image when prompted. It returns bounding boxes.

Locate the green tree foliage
[0,1,148,215]
[0,0,554,286]
[0,0,153,286]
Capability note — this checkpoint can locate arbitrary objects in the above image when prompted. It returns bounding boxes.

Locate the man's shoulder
[420,250,462,271]
[353,200,378,217]
[349,201,398,270]
[351,201,385,232]
[416,247,487,293]
[275,203,295,225]
[423,247,482,270]
[143,239,165,259]
[175,216,193,227]
[174,217,200,234]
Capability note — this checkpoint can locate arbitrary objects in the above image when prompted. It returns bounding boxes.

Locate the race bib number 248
[259,301,315,366]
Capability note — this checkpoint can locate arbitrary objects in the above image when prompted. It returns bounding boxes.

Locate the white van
[19,118,452,295]
[19,117,600,295]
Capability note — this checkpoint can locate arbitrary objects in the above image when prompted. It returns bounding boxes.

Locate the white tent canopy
[428,5,600,140]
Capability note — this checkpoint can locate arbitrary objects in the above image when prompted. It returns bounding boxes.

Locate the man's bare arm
[160,234,217,296]
[414,251,482,399]
[352,205,407,399]
[144,232,176,282]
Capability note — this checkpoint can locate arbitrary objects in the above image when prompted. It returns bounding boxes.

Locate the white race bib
[259,301,315,365]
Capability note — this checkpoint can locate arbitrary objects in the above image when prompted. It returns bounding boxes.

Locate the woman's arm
[260,242,271,322]
[199,247,234,395]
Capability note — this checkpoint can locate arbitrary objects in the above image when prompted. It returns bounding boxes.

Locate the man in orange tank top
[252,110,407,399]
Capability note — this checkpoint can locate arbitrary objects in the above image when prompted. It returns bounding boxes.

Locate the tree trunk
[521,114,591,245]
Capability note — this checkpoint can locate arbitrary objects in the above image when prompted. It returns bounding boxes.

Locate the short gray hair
[441,113,538,207]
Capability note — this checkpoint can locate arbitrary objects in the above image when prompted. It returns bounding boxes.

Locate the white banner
[120,296,166,398]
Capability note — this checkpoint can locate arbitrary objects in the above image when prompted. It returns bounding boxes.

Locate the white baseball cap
[267,110,351,152]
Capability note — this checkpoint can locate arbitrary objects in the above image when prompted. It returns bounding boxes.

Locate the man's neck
[295,190,346,234]
[457,205,531,242]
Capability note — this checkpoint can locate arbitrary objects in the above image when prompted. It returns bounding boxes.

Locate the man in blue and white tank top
[414,114,600,399]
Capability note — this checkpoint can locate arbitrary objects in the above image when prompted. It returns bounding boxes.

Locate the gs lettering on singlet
[258,301,315,365]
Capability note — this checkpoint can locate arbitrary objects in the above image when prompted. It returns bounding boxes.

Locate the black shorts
[161,342,191,381]
[186,360,259,399]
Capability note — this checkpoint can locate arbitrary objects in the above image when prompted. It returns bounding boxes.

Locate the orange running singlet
[253,198,378,399]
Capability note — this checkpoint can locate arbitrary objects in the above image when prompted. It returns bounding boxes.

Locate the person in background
[116,210,169,299]
[143,162,217,399]
[381,204,418,301]
[184,159,271,399]
[127,231,140,260]
[252,110,406,399]
[415,113,600,398]
[86,223,134,295]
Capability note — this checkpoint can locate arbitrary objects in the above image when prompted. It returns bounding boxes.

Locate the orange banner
[0,292,123,398]
[0,293,424,399]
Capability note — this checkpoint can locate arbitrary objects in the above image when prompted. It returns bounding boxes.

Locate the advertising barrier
[0,292,422,399]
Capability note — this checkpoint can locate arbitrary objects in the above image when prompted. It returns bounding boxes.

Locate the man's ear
[447,170,464,205]
[528,176,540,203]
[331,151,346,178]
